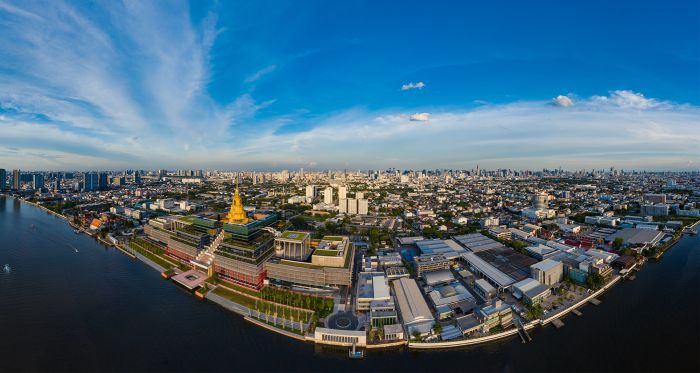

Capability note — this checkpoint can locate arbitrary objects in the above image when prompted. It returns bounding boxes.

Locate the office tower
[32,174,44,190]
[347,198,358,214]
[83,172,98,191]
[12,169,20,190]
[134,171,141,184]
[324,187,333,204]
[0,168,6,191]
[98,172,108,191]
[338,185,347,200]
[305,185,316,203]
[338,198,348,213]
[358,199,369,215]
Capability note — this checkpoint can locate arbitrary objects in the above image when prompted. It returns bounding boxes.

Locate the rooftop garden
[313,249,339,257]
[322,235,344,241]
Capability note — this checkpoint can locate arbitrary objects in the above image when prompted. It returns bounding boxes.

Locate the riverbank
[409,274,623,350]
[6,195,692,355]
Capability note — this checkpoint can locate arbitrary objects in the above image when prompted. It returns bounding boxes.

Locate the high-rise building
[98,172,108,191]
[324,187,334,204]
[358,199,369,215]
[12,169,20,190]
[32,174,44,190]
[305,185,316,203]
[338,185,347,200]
[0,168,6,191]
[83,172,98,191]
[347,198,358,214]
[338,198,348,213]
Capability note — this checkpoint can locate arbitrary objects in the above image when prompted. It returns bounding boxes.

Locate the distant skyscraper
[83,172,98,191]
[324,186,333,204]
[12,169,20,190]
[32,174,44,190]
[98,172,108,190]
[338,185,347,200]
[0,169,6,191]
[305,185,316,203]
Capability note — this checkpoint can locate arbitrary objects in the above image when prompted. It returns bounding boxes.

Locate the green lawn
[129,238,187,270]
[212,286,313,323]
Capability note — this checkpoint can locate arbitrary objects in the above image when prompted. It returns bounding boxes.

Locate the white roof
[372,275,390,299]
[531,258,562,272]
[392,277,434,324]
[461,252,516,288]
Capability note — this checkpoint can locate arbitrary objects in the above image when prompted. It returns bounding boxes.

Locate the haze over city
[1,0,699,171]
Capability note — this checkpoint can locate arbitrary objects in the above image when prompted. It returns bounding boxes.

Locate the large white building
[305,185,316,203]
[323,187,334,204]
[392,277,435,336]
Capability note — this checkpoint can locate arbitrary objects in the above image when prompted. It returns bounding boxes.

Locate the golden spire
[224,176,249,224]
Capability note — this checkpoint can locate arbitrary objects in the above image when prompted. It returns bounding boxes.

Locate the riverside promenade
[409,274,623,350]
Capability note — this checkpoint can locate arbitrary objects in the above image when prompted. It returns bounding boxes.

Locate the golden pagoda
[224,184,249,224]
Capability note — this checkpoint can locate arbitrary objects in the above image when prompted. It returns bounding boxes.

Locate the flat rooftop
[278,230,309,242]
[172,269,208,290]
[473,246,538,283]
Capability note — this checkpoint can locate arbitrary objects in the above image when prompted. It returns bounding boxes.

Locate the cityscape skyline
[1,1,699,171]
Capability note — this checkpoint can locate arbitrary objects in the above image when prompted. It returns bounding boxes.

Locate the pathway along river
[0,196,698,372]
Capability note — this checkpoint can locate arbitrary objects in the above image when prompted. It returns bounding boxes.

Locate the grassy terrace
[212,286,313,323]
[176,224,208,236]
[313,249,340,256]
[322,236,344,241]
[279,231,308,241]
[176,215,199,224]
[278,259,321,269]
[169,234,199,246]
[129,238,178,270]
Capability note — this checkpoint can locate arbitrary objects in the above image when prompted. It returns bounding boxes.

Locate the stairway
[193,230,225,268]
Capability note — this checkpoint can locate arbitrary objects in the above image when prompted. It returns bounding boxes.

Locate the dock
[572,309,582,317]
[588,298,601,306]
[551,319,565,329]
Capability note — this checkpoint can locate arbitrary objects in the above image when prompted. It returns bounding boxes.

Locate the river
[0,196,698,372]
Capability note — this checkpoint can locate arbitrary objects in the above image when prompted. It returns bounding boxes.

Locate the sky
[0,0,699,171]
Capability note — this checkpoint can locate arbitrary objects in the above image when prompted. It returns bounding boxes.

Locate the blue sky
[0,0,698,171]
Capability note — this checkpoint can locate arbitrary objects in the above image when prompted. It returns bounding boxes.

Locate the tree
[433,323,443,335]
[612,237,625,250]
[525,303,544,319]
[586,272,605,290]
[411,330,421,341]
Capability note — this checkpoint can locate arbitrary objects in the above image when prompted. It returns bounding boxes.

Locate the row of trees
[259,287,334,318]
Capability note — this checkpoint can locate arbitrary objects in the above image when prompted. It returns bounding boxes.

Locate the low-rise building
[392,277,435,336]
[530,259,564,286]
[511,278,551,305]
[356,272,391,311]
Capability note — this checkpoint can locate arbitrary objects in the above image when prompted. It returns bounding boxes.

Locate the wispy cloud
[0,0,270,169]
[401,81,425,91]
[244,64,277,83]
[408,112,430,121]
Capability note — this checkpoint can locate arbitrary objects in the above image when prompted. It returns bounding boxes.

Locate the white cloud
[244,64,277,83]
[592,90,666,109]
[409,112,430,121]
[553,95,574,107]
[401,81,425,91]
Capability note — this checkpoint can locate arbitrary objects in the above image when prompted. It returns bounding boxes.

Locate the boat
[348,342,364,359]
[3,264,10,274]
[74,229,81,234]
